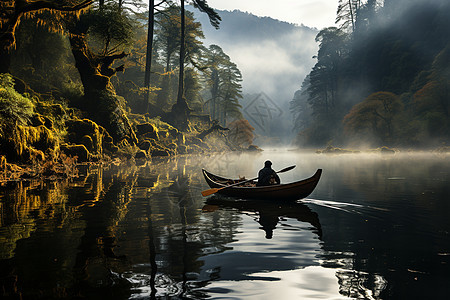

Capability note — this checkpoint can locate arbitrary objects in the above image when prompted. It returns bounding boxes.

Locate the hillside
[190,8,319,142]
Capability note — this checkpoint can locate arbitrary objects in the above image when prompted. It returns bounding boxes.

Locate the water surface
[0,151,449,299]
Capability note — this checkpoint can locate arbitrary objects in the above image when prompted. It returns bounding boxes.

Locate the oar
[201,165,296,197]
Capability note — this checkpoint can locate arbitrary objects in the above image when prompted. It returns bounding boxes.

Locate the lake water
[0,151,449,299]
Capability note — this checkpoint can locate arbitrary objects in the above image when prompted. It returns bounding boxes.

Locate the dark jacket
[256,167,280,186]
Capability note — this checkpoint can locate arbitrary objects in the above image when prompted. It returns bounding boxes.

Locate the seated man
[256,160,280,186]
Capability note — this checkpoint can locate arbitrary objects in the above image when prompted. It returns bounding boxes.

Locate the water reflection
[204,196,322,240]
[0,152,449,299]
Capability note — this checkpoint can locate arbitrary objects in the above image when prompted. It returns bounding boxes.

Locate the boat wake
[301,198,389,219]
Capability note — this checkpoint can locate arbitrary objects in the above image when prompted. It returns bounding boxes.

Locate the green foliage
[87,2,135,55]
[202,44,243,125]
[153,7,206,110]
[0,74,59,161]
[12,18,83,99]
[0,74,35,127]
[184,68,202,110]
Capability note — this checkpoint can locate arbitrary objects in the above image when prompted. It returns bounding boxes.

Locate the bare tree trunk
[177,0,186,105]
[144,0,155,112]
[168,0,190,130]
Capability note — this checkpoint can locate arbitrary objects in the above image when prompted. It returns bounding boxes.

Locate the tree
[335,0,360,32]
[308,27,347,122]
[343,91,403,145]
[0,0,92,74]
[154,6,204,110]
[143,0,173,110]
[412,46,450,139]
[203,44,243,125]
[290,75,313,133]
[169,0,220,130]
[64,0,145,143]
[227,119,255,147]
[11,16,79,95]
[216,60,243,124]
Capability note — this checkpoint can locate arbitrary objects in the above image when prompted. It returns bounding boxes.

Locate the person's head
[264,160,272,168]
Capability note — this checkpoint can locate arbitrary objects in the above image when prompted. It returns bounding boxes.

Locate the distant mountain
[189,8,319,143]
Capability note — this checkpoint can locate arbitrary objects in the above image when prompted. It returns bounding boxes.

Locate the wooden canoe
[202,168,322,201]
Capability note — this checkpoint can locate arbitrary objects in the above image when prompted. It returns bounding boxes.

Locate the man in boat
[256,160,280,186]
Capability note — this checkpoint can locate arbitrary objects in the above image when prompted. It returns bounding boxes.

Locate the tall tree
[169,0,220,130]
[290,75,313,133]
[335,0,360,32]
[308,27,347,121]
[203,45,243,125]
[143,0,172,111]
[0,0,92,73]
[154,6,204,110]
[65,0,142,143]
[143,0,155,108]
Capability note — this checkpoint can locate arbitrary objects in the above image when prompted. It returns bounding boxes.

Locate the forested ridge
[291,0,450,149]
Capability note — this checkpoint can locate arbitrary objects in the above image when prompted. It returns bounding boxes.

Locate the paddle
[201,165,296,197]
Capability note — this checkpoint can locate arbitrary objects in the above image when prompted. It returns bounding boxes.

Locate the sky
[206,0,338,29]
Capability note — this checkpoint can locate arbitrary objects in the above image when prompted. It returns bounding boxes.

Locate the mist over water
[1,151,449,299]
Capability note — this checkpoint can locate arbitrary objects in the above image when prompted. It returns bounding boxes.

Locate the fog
[192,8,319,143]
[224,30,318,99]
[192,0,449,148]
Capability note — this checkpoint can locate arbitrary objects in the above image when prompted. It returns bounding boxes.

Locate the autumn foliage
[227,119,255,147]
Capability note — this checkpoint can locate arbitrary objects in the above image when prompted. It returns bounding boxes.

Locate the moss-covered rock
[138,140,151,152]
[187,137,209,149]
[24,147,45,162]
[30,114,46,127]
[150,148,170,157]
[135,149,148,160]
[66,118,102,155]
[136,123,159,140]
[29,125,58,154]
[60,143,89,162]
[81,135,94,152]
[0,123,59,162]
[83,90,138,145]
[99,126,118,154]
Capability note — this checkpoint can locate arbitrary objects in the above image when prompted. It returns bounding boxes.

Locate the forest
[290,0,450,149]
[1,0,449,180]
[0,0,257,179]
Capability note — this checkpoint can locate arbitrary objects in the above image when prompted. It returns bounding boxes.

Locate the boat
[202,168,322,201]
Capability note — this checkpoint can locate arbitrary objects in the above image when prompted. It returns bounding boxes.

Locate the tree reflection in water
[1,153,448,299]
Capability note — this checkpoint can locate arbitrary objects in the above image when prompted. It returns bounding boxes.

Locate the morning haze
[0,0,449,299]
[191,8,319,143]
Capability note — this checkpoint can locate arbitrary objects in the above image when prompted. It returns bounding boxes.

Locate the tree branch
[19,0,93,14]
